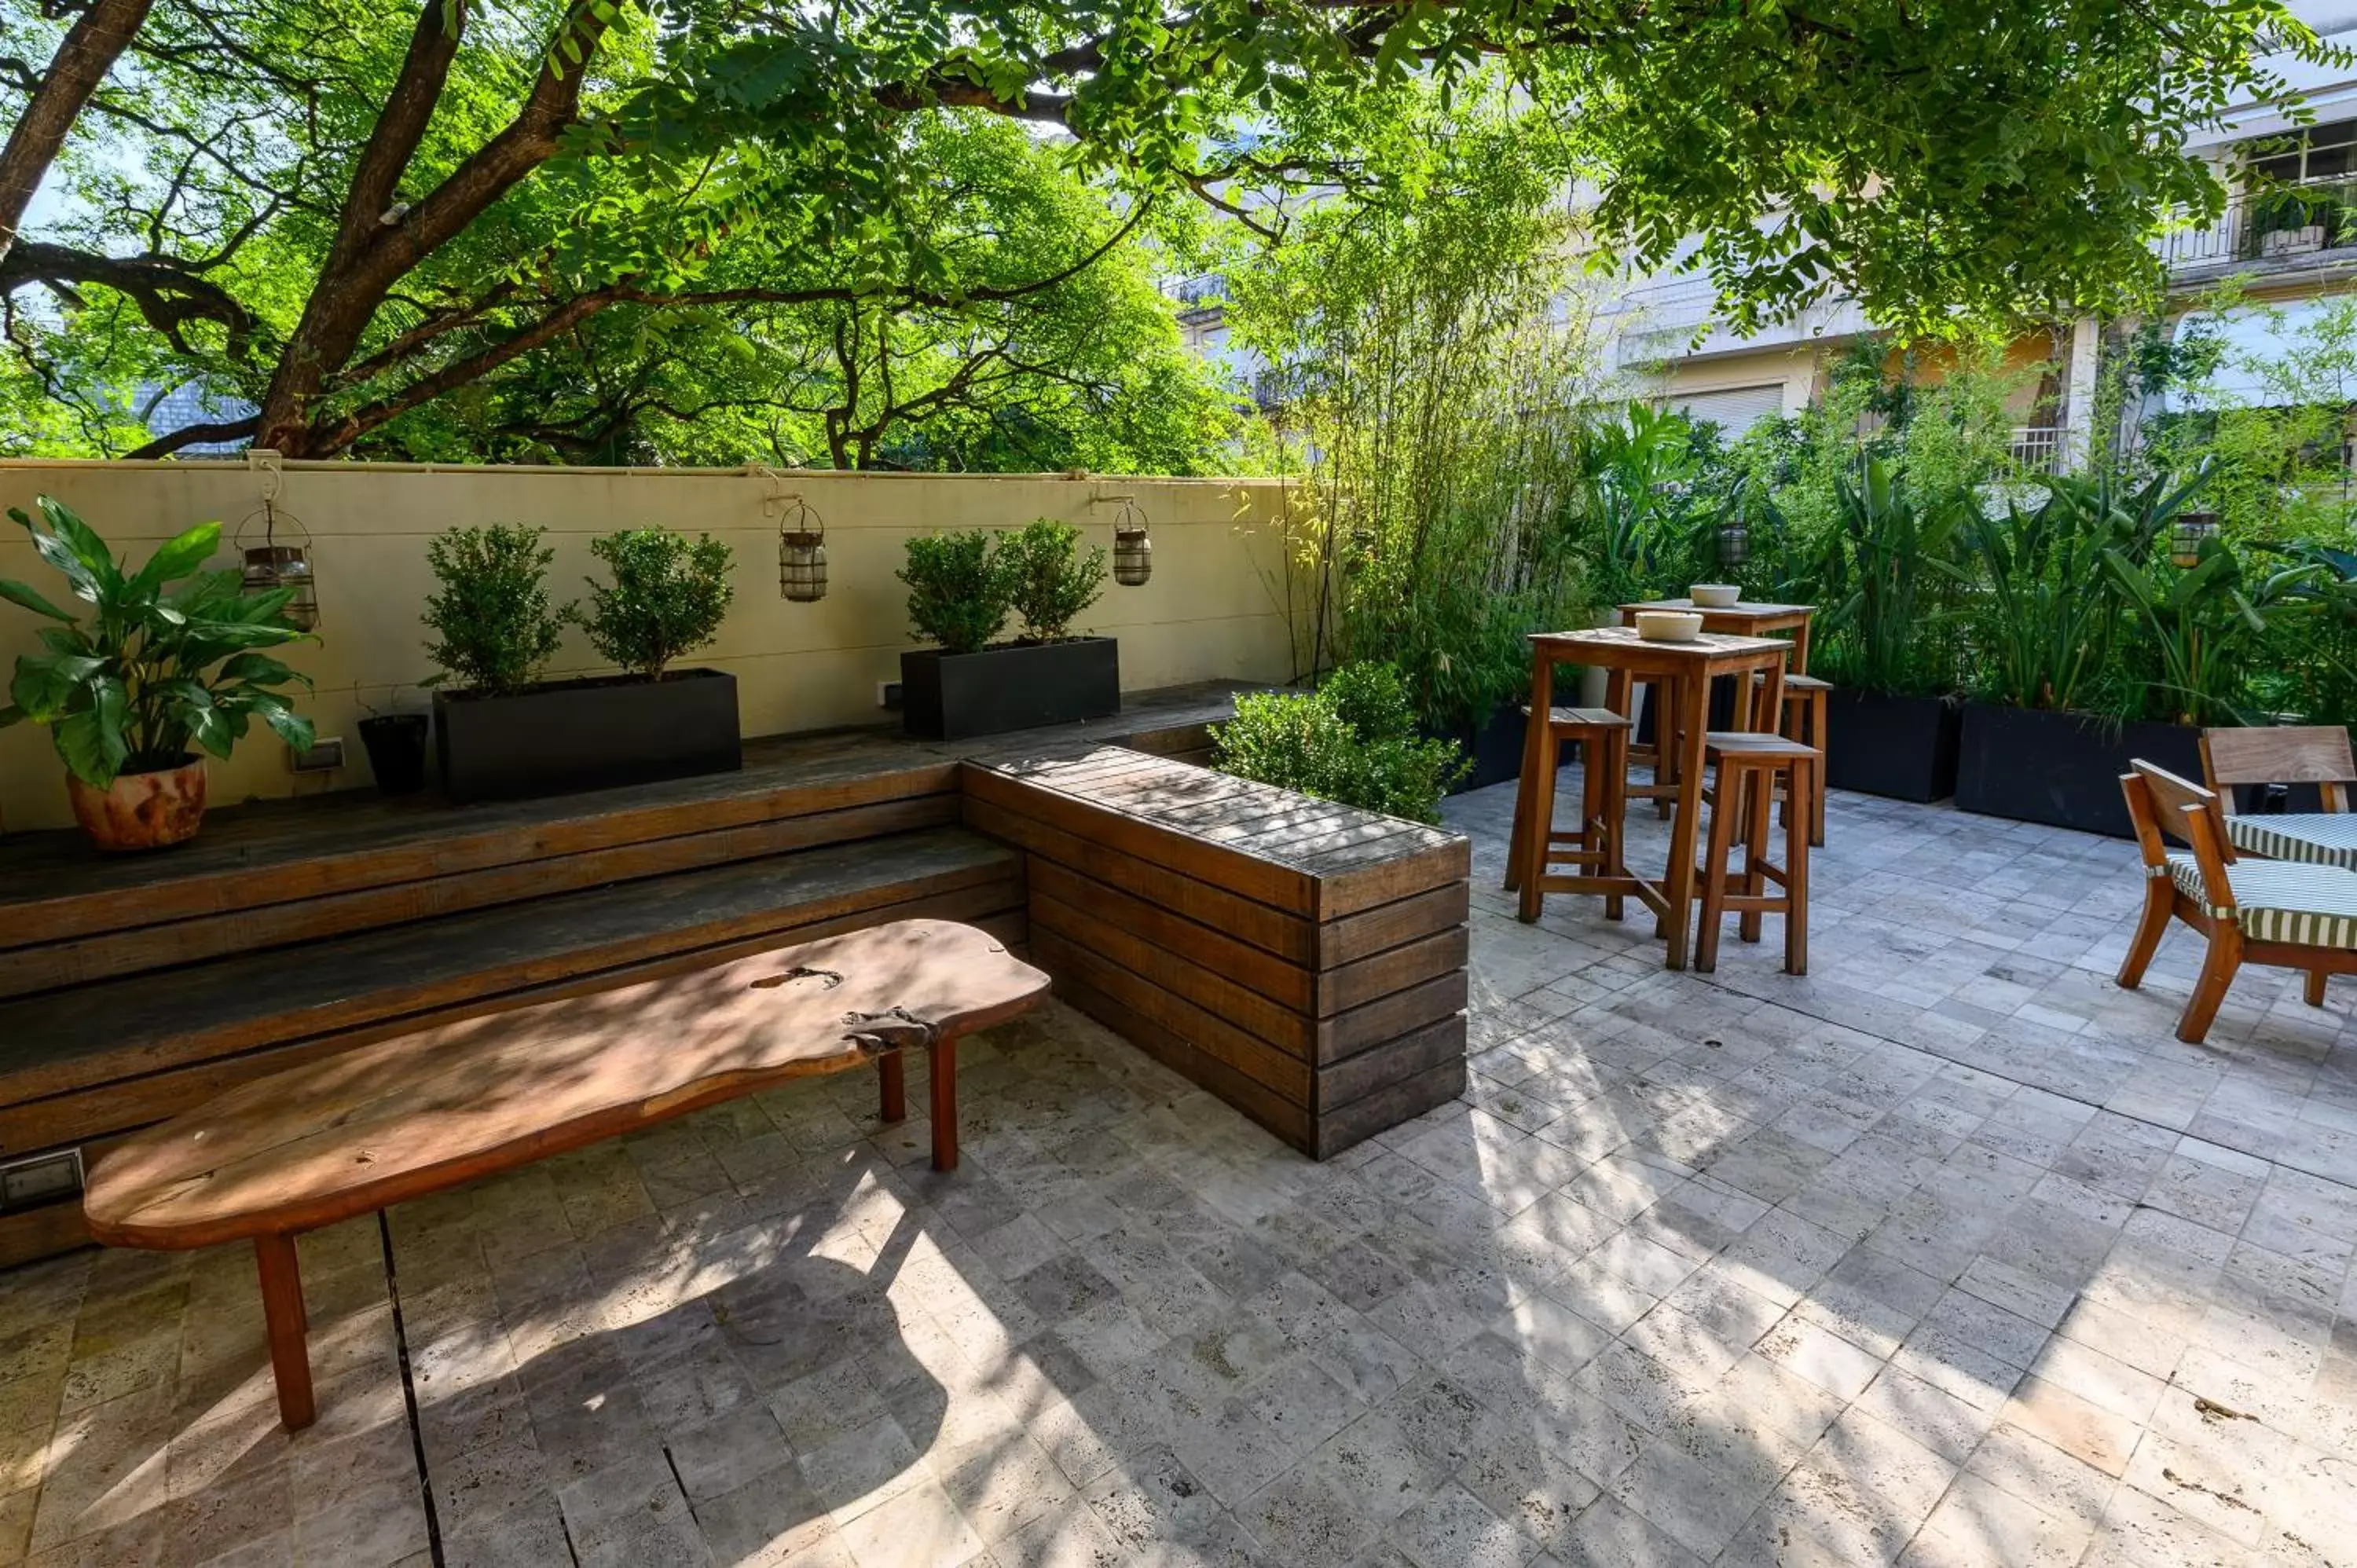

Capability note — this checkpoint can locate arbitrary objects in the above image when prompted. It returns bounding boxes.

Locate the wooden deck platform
[0,683,1469,1261]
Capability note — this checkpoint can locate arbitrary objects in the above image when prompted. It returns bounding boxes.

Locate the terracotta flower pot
[67,756,207,851]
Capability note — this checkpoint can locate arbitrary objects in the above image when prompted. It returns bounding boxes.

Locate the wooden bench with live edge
[81,920,1048,1432]
[962,744,1473,1157]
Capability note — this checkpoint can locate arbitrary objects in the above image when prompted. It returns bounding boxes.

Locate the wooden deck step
[0,828,1021,1192]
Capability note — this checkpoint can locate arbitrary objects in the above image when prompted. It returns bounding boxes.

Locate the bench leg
[255,1233,315,1431]
[929,1037,959,1173]
[878,1051,907,1123]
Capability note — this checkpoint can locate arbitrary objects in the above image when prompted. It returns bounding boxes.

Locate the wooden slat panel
[1027,859,1310,1012]
[1318,882,1472,969]
[1318,926,1469,1017]
[0,878,1023,1159]
[1028,928,1312,1105]
[1317,970,1469,1067]
[960,797,1313,964]
[1040,956,1314,1152]
[0,794,959,998]
[1313,1057,1467,1160]
[1311,837,1474,921]
[1030,895,1314,1067]
[1317,1014,1466,1112]
[0,831,1014,1110]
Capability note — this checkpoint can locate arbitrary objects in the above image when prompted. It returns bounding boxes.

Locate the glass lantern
[1112,496,1153,587]
[775,496,828,603]
[2171,511,2220,569]
[1717,519,1750,570]
[235,500,318,630]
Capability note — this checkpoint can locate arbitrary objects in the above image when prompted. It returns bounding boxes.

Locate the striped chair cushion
[2165,851,2357,947]
[2224,812,2357,870]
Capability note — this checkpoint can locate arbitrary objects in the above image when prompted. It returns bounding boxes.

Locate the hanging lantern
[1717,519,1750,569]
[235,499,318,630]
[2171,511,2220,569]
[774,494,828,603]
[1111,496,1153,587]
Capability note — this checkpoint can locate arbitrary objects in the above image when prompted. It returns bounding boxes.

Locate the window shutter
[1670,383,1787,434]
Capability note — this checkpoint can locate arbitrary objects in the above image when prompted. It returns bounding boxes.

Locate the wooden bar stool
[1694,732,1816,974]
[1508,703,1633,922]
[1754,672,1829,846]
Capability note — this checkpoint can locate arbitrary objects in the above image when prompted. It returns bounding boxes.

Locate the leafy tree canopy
[0,0,2328,460]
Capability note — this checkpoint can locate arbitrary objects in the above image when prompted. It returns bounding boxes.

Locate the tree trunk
[0,0,157,264]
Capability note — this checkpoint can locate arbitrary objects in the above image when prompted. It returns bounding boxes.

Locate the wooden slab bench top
[82,918,1047,1431]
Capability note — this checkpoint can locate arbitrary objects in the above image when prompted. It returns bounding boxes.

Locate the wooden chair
[1508,704,1633,921]
[2117,760,2357,1042]
[1693,732,1816,974]
[2201,725,2355,811]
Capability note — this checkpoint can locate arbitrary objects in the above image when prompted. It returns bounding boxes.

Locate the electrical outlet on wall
[288,737,345,773]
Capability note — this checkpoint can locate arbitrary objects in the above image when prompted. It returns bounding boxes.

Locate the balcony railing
[2157,178,2357,272]
[2007,424,2069,475]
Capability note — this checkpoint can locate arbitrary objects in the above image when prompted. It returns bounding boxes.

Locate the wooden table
[1618,599,1816,674]
[82,919,1049,1431]
[1519,627,1791,969]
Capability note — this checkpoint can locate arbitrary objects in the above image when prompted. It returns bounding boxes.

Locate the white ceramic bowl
[1690,583,1740,609]
[1636,610,1705,643]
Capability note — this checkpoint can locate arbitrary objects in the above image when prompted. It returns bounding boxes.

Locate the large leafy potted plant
[898,520,1118,739]
[1811,460,1968,801]
[424,523,739,800]
[1949,468,2223,837]
[0,496,313,850]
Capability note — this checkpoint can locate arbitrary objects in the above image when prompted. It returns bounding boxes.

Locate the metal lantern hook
[774,491,829,604]
[1105,493,1153,588]
[233,469,318,631]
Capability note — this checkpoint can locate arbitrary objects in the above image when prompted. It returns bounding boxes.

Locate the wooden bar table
[1617,598,1816,673]
[1518,627,1791,969]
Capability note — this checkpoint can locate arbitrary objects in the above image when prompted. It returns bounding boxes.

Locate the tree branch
[0,0,157,262]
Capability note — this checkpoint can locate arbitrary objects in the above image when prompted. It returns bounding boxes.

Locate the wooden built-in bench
[964,746,1471,1156]
[1,685,1473,1265]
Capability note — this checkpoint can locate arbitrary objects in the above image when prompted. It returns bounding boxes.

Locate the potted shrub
[0,496,313,850]
[423,524,739,800]
[898,519,1119,739]
[1811,460,1967,801]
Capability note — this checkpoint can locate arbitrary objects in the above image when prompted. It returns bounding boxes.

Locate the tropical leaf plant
[1812,458,1967,695]
[0,496,314,787]
[1945,467,2203,713]
[2100,536,2323,726]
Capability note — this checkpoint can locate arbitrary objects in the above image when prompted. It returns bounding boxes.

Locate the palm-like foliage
[2101,536,2323,726]
[1813,459,1967,694]
[0,497,313,786]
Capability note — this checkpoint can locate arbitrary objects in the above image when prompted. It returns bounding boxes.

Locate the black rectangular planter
[901,638,1120,741]
[1442,704,1529,794]
[434,668,741,802]
[1822,690,1963,803]
[1953,702,2203,839]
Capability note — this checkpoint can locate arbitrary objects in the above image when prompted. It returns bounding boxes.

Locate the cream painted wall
[0,461,1298,832]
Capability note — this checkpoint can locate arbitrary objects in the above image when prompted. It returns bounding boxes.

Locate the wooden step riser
[0,852,1017,1113]
[3,761,959,951]
[0,885,1025,1161]
[0,794,961,999]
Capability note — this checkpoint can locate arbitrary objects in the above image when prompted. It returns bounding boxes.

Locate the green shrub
[900,530,1012,654]
[421,524,570,695]
[569,527,735,679]
[996,518,1106,642]
[1211,662,1468,823]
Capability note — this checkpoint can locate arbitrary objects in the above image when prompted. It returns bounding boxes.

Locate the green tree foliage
[421,524,570,694]
[1211,664,1467,824]
[568,527,734,678]
[995,518,1105,643]
[0,497,313,785]
[0,0,2326,460]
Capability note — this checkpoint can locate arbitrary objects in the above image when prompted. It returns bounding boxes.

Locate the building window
[2249,119,2357,186]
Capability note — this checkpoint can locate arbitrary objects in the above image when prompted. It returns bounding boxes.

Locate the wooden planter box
[1823,690,1963,803]
[434,669,741,802]
[901,638,1119,741]
[1953,702,2203,839]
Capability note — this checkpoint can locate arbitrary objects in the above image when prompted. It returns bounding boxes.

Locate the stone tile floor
[5,772,2357,1567]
